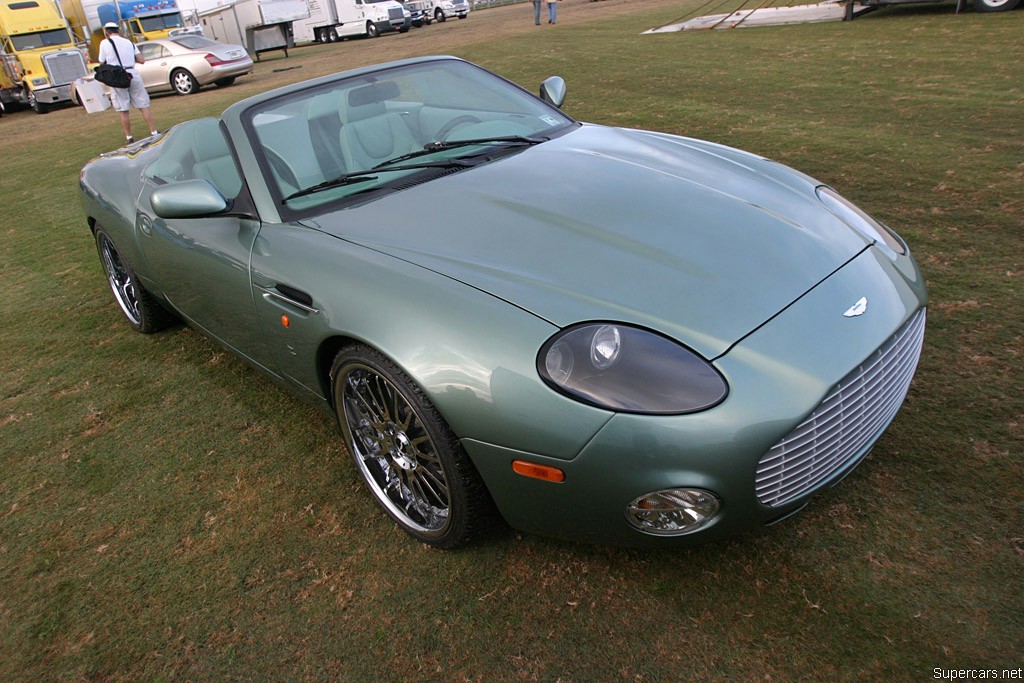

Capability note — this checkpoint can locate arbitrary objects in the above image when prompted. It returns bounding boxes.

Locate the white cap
[104,22,118,29]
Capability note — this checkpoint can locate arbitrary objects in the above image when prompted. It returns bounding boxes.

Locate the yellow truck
[61,0,202,62]
[0,0,88,113]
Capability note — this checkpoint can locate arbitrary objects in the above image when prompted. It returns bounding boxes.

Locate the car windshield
[245,59,573,213]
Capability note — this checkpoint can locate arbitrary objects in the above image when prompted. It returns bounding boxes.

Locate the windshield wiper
[375,135,547,169]
[282,159,474,202]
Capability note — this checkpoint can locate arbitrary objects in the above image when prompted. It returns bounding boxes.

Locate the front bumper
[28,83,74,105]
[465,246,928,546]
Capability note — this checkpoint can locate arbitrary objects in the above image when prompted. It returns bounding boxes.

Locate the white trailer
[291,0,409,43]
[200,0,309,58]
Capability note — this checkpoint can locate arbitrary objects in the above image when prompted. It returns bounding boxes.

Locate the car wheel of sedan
[332,345,493,548]
[170,69,199,95]
[94,228,175,334]
[973,0,1020,9]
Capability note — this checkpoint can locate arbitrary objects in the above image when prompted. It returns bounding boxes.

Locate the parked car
[79,57,927,549]
[136,35,253,96]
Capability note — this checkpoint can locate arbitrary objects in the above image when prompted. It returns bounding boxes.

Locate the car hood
[307,124,869,358]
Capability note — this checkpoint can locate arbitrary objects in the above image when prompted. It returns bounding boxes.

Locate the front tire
[366,21,379,37]
[27,88,49,114]
[94,228,174,334]
[973,0,1020,10]
[170,68,199,95]
[332,345,493,548]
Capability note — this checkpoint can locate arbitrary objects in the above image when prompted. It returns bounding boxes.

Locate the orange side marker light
[512,459,565,483]
[281,314,290,328]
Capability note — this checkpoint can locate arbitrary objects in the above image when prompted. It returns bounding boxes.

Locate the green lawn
[1,1,1021,679]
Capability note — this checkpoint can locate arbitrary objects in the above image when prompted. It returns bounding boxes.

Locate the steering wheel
[264,147,301,193]
[434,115,483,142]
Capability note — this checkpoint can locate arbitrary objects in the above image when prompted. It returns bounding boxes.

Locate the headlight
[816,186,905,255]
[538,323,728,414]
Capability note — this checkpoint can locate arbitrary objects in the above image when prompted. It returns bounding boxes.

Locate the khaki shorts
[110,74,150,112]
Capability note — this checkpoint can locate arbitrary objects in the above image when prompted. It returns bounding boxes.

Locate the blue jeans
[533,0,541,23]
[547,1,557,22]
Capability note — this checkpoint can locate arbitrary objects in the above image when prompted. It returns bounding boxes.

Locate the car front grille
[755,307,926,508]
[43,50,87,86]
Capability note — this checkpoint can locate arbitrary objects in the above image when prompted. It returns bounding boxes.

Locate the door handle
[255,284,320,314]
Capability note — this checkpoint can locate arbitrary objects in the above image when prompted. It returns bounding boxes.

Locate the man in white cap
[97,21,158,144]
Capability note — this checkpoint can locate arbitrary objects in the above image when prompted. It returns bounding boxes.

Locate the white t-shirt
[97,35,140,74]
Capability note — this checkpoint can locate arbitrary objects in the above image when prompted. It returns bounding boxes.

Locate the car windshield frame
[241,59,577,221]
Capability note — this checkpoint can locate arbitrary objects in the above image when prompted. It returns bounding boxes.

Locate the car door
[136,41,170,92]
[136,119,269,366]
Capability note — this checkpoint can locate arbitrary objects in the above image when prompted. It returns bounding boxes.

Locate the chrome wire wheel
[332,346,494,548]
[94,227,174,334]
[98,232,142,326]
[342,363,452,536]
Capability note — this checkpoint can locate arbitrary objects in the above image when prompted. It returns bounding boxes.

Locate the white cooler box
[74,78,111,114]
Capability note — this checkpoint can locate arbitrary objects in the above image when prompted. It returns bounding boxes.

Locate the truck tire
[366,20,379,37]
[27,88,49,114]
[973,0,1019,10]
[329,27,339,41]
[435,7,446,21]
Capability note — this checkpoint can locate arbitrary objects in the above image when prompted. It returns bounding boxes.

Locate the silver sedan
[137,36,254,96]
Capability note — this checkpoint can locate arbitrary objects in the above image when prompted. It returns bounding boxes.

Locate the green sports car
[80,56,928,548]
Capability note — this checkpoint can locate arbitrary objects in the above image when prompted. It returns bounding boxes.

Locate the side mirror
[539,76,566,108]
[151,179,228,218]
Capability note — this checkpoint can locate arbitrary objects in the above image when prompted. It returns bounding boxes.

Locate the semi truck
[0,0,88,113]
[291,0,410,43]
[61,0,202,62]
[412,0,468,23]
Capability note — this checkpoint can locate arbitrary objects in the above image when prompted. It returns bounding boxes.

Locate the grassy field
[1,0,1021,679]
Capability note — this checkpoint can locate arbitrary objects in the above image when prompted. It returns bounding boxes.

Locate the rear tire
[434,7,446,21]
[94,228,175,334]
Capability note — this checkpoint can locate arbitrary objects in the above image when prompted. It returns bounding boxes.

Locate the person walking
[97,22,158,144]
[532,0,542,24]
[547,0,557,23]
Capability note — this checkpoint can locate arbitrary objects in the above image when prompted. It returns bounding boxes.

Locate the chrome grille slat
[757,339,921,476]
[43,50,87,86]
[755,309,925,507]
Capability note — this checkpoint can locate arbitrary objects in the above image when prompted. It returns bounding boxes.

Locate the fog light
[625,488,720,536]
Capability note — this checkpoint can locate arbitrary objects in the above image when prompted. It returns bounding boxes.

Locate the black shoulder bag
[94,38,133,89]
